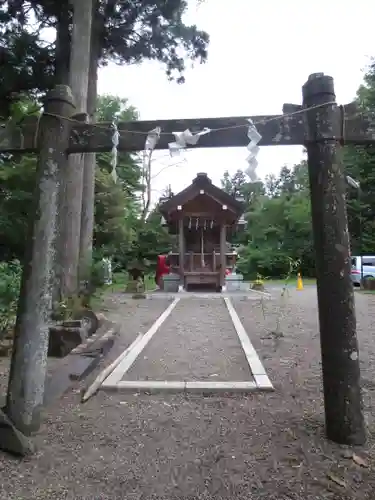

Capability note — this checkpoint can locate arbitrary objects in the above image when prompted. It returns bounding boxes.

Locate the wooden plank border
[224,297,274,391]
[101,298,180,387]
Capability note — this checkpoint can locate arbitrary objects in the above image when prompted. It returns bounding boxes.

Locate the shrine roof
[159,172,245,217]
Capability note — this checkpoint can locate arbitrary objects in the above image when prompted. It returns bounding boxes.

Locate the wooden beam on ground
[102,380,260,393]
[224,297,274,391]
[102,298,179,386]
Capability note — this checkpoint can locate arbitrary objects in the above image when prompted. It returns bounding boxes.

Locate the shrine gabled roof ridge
[159,172,245,216]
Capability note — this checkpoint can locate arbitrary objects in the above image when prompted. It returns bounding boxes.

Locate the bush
[0,260,22,335]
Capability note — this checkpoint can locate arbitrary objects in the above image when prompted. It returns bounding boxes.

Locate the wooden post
[220,223,226,287]
[302,73,366,445]
[3,86,75,446]
[79,0,100,284]
[178,218,184,284]
[58,0,93,298]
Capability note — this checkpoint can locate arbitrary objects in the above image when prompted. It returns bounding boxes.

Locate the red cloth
[155,255,170,286]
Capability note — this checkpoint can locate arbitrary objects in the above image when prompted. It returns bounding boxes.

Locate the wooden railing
[169,252,236,272]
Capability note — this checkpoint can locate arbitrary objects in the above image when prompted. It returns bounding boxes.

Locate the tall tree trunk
[52,3,71,306]
[79,4,100,283]
[54,5,71,86]
[57,0,93,298]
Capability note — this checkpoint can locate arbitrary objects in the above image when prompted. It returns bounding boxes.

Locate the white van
[351,255,375,286]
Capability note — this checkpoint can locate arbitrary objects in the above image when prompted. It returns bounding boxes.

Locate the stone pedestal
[48,323,87,357]
[225,273,245,292]
[162,273,180,293]
[125,279,145,293]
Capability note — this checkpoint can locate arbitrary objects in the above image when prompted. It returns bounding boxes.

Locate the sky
[97,0,375,202]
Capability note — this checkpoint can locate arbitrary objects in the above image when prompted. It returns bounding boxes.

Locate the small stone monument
[132,278,147,299]
[126,259,146,294]
[101,257,112,285]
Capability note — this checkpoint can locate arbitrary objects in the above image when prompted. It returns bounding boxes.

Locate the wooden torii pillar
[178,213,184,280]
[219,222,226,288]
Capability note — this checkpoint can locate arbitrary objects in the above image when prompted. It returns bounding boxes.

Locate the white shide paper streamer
[145,127,161,151]
[168,128,211,156]
[143,127,161,188]
[110,122,120,183]
[143,127,161,171]
[245,119,262,181]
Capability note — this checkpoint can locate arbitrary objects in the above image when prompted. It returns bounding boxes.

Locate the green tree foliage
[95,94,142,197]
[130,207,175,264]
[0,0,209,115]
[0,95,142,261]
[94,167,137,253]
[92,95,174,269]
[343,60,375,256]
[93,96,140,258]
[0,154,36,260]
[0,260,22,334]
[221,169,265,207]
[0,92,174,325]
[221,56,375,280]
[221,164,314,279]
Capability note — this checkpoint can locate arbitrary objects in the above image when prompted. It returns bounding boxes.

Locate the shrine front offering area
[100,294,273,394]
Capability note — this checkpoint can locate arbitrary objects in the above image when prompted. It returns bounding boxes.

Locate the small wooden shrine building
[159,172,245,291]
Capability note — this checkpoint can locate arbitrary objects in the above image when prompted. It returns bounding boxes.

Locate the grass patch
[108,272,156,292]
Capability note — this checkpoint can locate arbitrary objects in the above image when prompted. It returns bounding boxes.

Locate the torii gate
[0,73,371,453]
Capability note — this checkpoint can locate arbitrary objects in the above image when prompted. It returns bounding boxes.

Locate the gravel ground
[232,288,375,499]
[0,295,172,397]
[124,297,252,382]
[93,293,173,368]
[0,289,374,499]
[0,357,63,402]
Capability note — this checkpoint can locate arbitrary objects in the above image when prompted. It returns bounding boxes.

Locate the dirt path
[123,296,252,382]
[0,289,374,500]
